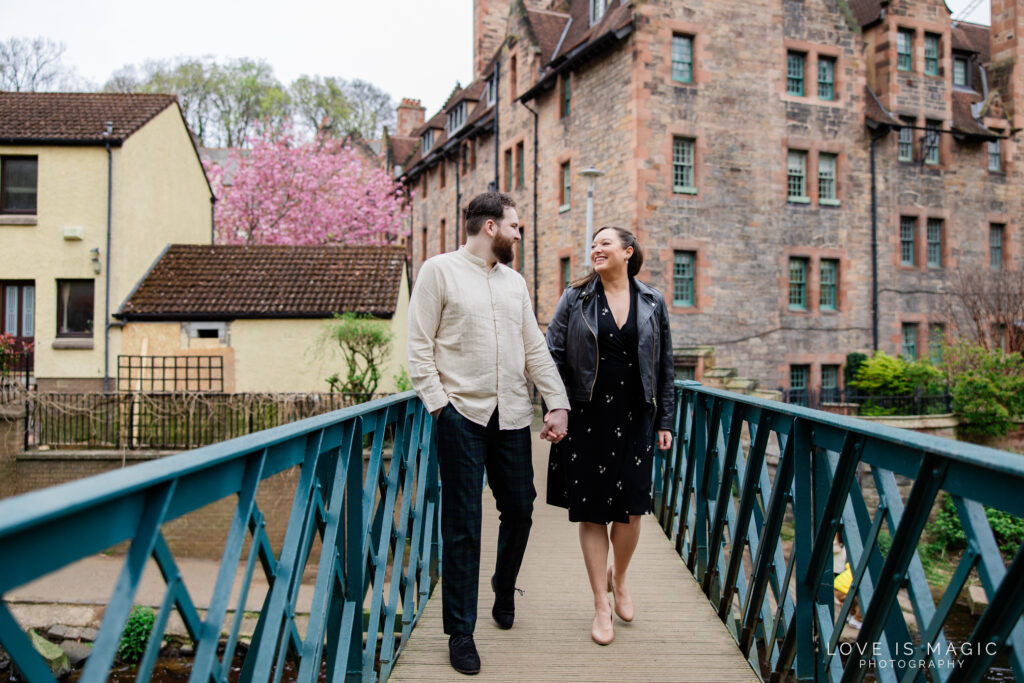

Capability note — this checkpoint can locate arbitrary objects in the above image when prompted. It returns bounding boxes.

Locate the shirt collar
[457,245,497,272]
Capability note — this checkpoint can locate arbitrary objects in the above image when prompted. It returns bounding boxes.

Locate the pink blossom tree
[206,125,411,245]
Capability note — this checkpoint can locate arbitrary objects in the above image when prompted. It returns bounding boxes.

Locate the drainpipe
[520,100,540,310]
[869,126,891,353]
[103,122,113,392]
[493,59,500,191]
[454,150,461,247]
[210,196,216,244]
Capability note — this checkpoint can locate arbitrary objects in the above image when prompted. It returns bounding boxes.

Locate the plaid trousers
[435,403,535,635]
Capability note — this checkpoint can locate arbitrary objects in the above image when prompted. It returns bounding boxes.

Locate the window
[953,56,968,87]
[470,139,477,169]
[516,142,525,189]
[675,364,696,381]
[818,153,838,204]
[673,251,695,307]
[929,323,945,363]
[447,102,466,134]
[988,138,1002,172]
[461,143,470,176]
[509,55,517,100]
[789,365,809,406]
[901,322,918,359]
[820,259,838,310]
[486,76,497,106]
[421,227,427,261]
[924,33,940,75]
[672,137,696,194]
[788,257,808,310]
[562,74,571,117]
[1,156,37,214]
[421,172,428,199]
[818,57,835,100]
[2,282,34,342]
[439,160,446,189]
[898,118,914,161]
[897,29,913,71]
[924,120,940,165]
[990,224,1004,271]
[672,35,693,83]
[787,52,805,96]
[787,150,808,202]
[504,148,513,191]
[57,279,94,337]
[821,365,840,402]
[900,216,916,266]
[590,0,606,24]
[422,129,434,154]
[926,218,943,267]
[560,162,571,210]
[561,257,571,290]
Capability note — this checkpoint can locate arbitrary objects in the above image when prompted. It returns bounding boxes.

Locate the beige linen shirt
[407,246,570,429]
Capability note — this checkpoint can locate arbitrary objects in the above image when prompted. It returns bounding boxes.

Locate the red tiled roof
[0,92,178,144]
[389,136,419,168]
[554,2,633,61]
[951,22,991,62]
[118,244,407,319]
[526,8,572,65]
[847,0,885,28]
[951,90,993,137]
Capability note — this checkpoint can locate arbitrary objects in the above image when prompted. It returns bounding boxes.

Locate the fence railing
[27,391,378,450]
[0,349,32,405]
[655,380,1024,682]
[779,387,953,416]
[0,391,440,682]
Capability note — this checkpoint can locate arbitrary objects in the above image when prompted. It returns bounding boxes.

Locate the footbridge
[1,383,1022,681]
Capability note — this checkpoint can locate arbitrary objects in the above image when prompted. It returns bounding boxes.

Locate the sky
[1,0,992,117]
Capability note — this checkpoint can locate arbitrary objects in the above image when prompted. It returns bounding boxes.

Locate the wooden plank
[390,431,759,682]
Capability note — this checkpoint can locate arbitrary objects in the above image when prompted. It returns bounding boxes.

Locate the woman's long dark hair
[569,226,645,289]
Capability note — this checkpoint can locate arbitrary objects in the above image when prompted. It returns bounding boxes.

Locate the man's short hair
[463,192,516,236]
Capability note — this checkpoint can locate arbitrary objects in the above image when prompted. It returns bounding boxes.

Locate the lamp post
[578,166,605,267]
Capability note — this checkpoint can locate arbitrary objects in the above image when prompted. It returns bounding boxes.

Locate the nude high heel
[591,598,614,645]
[607,566,634,622]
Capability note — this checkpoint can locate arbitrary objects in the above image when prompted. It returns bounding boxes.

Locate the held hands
[540,409,569,443]
[657,430,673,451]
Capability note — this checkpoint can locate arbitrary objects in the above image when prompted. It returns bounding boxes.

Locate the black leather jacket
[545,277,676,431]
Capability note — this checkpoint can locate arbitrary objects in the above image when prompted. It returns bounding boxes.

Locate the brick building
[385,0,1022,396]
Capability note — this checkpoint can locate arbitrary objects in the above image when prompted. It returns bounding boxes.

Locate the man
[407,191,569,675]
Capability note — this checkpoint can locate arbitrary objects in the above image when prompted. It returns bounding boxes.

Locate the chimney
[475,0,511,79]
[990,0,1023,123]
[396,98,426,137]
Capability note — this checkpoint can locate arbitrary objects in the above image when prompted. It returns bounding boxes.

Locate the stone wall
[0,404,24,499]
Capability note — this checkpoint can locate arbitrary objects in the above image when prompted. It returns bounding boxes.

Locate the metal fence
[779,387,953,416]
[27,392,378,450]
[0,349,32,405]
[654,380,1024,682]
[0,391,440,682]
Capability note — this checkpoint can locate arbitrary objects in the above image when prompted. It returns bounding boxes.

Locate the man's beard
[492,232,515,264]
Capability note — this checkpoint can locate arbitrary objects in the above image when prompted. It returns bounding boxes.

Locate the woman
[545,226,675,645]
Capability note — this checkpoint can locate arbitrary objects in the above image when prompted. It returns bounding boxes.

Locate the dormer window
[486,77,496,106]
[422,129,434,154]
[952,53,970,88]
[447,102,467,135]
[590,0,607,25]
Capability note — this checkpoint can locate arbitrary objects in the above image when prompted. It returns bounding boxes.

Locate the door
[1,281,34,373]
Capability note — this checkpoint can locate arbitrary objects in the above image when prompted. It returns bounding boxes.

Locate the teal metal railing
[655,381,1024,682]
[0,391,439,682]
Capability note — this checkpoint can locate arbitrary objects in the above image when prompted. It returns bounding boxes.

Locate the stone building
[385,0,1022,396]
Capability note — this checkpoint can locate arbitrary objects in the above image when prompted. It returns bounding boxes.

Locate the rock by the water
[28,630,70,677]
[60,640,92,667]
[79,627,99,642]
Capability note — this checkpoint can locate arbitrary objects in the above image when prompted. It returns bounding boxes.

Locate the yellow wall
[0,103,211,386]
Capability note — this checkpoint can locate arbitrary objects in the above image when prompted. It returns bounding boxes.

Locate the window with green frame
[900,216,916,266]
[953,56,968,87]
[787,150,808,202]
[561,257,571,290]
[898,118,914,161]
[897,29,913,71]
[924,33,939,75]
[924,120,940,165]
[818,153,838,204]
[788,257,808,310]
[672,137,696,194]
[901,322,918,359]
[818,57,835,100]
[820,259,838,310]
[990,223,1004,271]
[789,365,810,406]
[516,142,524,188]
[562,74,571,117]
[672,34,693,83]
[929,323,945,363]
[672,251,695,306]
[504,148,513,191]
[926,218,943,267]
[821,364,840,402]
[787,52,805,96]
[559,161,571,210]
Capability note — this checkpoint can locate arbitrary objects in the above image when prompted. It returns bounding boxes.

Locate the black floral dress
[547,280,657,524]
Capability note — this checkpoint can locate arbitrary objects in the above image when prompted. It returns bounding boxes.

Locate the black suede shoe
[491,574,521,629]
[448,634,481,675]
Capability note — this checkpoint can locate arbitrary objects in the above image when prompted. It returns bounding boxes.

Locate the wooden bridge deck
[390,432,760,682]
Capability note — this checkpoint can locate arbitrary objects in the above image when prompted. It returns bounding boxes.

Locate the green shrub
[940,341,1024,441]
[844,352,868,389]
[117,606,155,664]
[323,313,394,395]
[925,494,1024,560]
